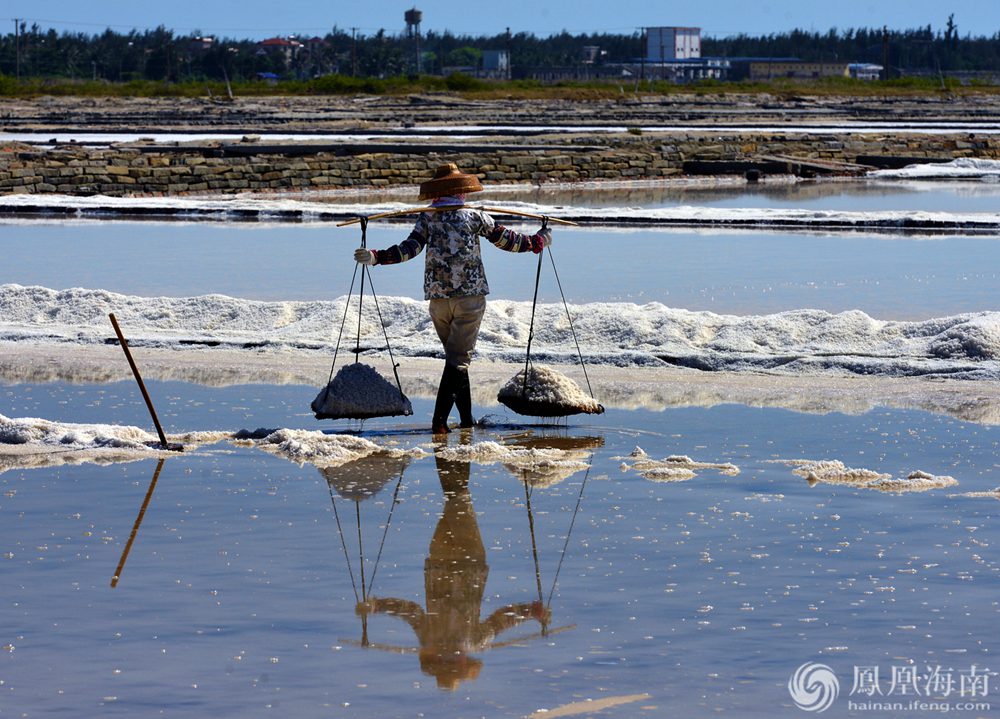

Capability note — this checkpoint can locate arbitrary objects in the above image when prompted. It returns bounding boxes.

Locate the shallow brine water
[4,218,1000,318]
[2,179,1000,717]
[2,380,1000,718]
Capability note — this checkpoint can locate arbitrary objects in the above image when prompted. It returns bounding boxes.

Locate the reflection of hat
[419,648,483,690]
[418,163,484,200]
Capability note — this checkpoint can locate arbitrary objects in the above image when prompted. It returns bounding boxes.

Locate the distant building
[749,61,850,81]
[482,50,509,79]
[255,37,303,64]
[724,57,799,81]
[848,63,884,80]
[519,57,727,83]
[645,27,701,61]
[581,46,602,64]
[188,36,214,54]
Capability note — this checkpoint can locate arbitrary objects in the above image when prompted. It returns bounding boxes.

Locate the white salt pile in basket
[497,365,603,417]
[311,363,412,420]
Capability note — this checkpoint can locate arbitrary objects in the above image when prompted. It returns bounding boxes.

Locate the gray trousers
[428,295,486,370]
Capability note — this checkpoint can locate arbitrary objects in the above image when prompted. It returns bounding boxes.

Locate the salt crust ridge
[0,416,594,480]
[3,284,999,379]
[872,158,1000,179]
[0,412,230,473]
[4,187,1000,230]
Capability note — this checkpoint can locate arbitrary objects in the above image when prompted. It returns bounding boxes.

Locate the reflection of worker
[356,450,550,691]
[353,163,551,434]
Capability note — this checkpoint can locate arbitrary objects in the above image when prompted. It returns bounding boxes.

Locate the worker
[354,163,551,434]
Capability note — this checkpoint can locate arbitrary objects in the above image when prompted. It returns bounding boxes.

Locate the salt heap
[311,363,413,420]
[497,365,603,417]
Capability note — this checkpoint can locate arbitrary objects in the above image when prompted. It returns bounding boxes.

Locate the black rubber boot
[454,367,475,428]
[431,365,457,434]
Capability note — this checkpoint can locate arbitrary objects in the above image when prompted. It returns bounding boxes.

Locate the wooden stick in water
[111,458,164,587]
[108,313,183,452]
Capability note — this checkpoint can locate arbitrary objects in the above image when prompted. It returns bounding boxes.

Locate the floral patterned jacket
[373,208,544,300]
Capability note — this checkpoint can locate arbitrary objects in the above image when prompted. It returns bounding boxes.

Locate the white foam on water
[4,284,998,379]
[233,428,427,468]
[436,440,590,487]
[616,446,740,482]
[773,459,958,492]
[949,487,1000,500]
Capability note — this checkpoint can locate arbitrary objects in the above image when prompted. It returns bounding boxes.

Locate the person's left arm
[477,601,551,644]
[480,213,551,254]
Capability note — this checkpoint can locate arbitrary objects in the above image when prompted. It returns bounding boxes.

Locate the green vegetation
[1,71,995,99]
[2,19,999,92]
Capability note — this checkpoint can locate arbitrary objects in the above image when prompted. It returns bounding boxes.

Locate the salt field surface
[3,179,1000,717]
[5,121,1000,146]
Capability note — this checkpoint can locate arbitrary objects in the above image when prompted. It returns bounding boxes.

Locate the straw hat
[418,163,484,200]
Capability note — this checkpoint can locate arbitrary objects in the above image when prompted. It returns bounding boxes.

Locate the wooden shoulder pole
[336,206,578,227]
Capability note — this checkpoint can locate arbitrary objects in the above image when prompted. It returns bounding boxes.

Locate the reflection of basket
[497,366,604,418]
[319,453,411,501]
[312,363,413,420]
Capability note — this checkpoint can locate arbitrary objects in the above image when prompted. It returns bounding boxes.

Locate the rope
[359,269,407,398]
[546,247,596,399]
[367,465,405,590]
[327,263,359,384]
[356,502,366,599]
[546,462,591,608]
[521,218,548,397]
[324,215,406,397]
[354,217,368,365]
[521,455,592,621]
[524,481,545,606]
[328,481,360,604]
[327,461,407,606]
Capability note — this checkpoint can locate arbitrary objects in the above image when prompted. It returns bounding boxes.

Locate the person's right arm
[354,217,429,265]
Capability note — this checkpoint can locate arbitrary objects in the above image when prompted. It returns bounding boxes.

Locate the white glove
[354,248,376,265]
[535,228,552,249]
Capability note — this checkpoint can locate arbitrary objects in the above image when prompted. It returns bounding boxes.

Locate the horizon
[7,0,999,41]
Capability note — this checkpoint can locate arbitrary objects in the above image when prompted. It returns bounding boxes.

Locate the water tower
[405,7,423,73]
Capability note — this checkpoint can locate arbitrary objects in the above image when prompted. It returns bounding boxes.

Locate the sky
[7,0,999,40]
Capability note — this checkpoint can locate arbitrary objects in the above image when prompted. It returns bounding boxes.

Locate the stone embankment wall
[2,133,999,196]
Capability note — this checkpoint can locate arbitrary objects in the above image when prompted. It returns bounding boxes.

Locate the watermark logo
[788,662,840,713]
[788,662,995,713]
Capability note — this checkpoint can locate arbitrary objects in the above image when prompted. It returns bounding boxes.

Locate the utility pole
[639,27,645,83]
[13,18,21,82]
[350,27,358,77]
[505,27,512,80]
[881,25,889,81]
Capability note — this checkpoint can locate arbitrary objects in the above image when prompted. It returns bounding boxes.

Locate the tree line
[0,19,997,83]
